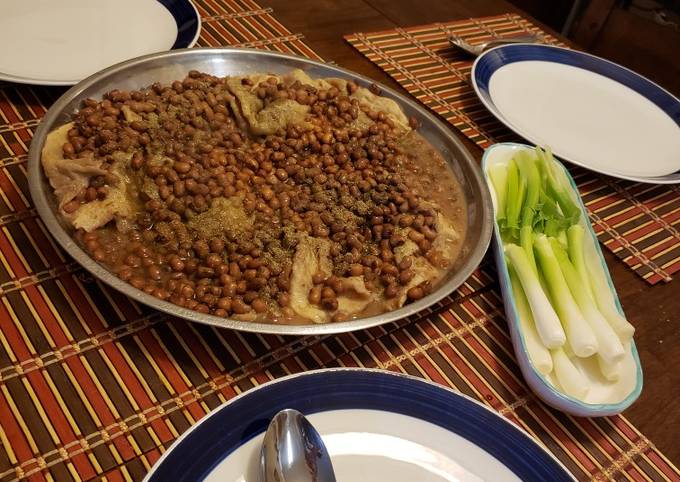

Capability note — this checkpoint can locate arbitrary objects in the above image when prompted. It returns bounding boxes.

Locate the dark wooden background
[258,0,680,466]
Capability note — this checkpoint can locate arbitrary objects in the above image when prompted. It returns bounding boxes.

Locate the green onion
[505,243,565,349]
[567,225,595,302]
[504,158,525,241]
[488,163,508,224]
[516,151,540,274]
[509,264,553,375]
[534,234,598,357]
[550,238,624,365]
[536,146,580,224]
[551,347,589,399]
[597,354,623,382]
[586,257,636,342]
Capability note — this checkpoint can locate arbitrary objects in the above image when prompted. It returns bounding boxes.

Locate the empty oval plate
[0,0,200,85]
[143,369,574,482]
[472,44,680,182]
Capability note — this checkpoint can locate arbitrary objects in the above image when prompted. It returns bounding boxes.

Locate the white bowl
[482,142,643,416]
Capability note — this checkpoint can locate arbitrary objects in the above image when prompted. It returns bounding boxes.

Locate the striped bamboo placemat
[345,14,680,285]
[1,2,679,481]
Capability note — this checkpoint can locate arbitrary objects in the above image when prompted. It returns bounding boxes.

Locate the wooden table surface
[260,0,680,467]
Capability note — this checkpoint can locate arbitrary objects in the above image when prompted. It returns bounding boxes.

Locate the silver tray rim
[27,47,493,335]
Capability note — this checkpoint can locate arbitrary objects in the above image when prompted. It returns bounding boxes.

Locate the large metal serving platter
[27,48,493,335]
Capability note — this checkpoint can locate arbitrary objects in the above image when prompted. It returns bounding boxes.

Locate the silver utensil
[27,48,493,336]
[630,171,680,184]
[260,409,336,482]
[449,34,540,56]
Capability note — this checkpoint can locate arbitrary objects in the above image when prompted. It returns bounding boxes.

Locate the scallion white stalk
[551,347,589,399]
[597,354,622,382]
[550,238,624,365]
[505,243,565,349]
[534,234,598,357]
[509,265,553,375]
[582,237,636,342]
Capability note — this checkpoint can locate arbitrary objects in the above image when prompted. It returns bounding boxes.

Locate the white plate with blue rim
[0,0,201,86]
[482,142,643,417]
[472,44,680,184]
[143,368,575,482]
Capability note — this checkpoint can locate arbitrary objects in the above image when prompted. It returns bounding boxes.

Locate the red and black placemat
[0,2,679,481]
[345,14,680,285]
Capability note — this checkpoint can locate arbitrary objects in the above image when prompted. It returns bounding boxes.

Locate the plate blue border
[144,369,574,481]
[157,0,201,49]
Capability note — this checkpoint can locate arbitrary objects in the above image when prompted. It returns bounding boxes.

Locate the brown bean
[232,297,250,314]
[408,230,425,242]
[148,265,162,281]
[174,161,191,173]
[399,215,414,227]
[418,239,431,253]
[118,266,133,281]
[63,200,80,213]
[153,288,169,300]
[170,256,185,272]
[331,311,348,322]
[321,286,335,299]
[206,253,222,268]
[84,187,97,202]
[181,285,194,299]
[217,297,232,311]
[124,254,141,268]
[185,259,198,273]
[236,280,247,294]
[406,286,424,301]
[222,281,237,297]
[243,291,258,303]
[130,277,146,289]
[422,226,437,241]
[209,238,225,253]
[384,283,399,298]
[62,142,75,157]
[398,256,413,271]
[243,268,257,281]
[252,298,267,313]
[229,262,241,279]
[246,258,262,269]
[399,269,415,285]
[277,292,290,307]
[312,271,326,285]
[321,297,338,311]
[308,285,322,305]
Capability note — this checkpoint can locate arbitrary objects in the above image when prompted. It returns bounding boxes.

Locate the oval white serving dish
[482,142,643,417]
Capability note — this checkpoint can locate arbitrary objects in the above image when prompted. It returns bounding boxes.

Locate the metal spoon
[260,409,336,482]
[449,34,540,56]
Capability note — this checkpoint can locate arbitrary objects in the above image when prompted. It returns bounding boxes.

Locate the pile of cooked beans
[62,70,459,323]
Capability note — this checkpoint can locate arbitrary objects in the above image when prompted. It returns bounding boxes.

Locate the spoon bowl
[260,409,336,482]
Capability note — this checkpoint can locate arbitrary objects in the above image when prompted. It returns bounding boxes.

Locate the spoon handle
[483,35,541,50]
